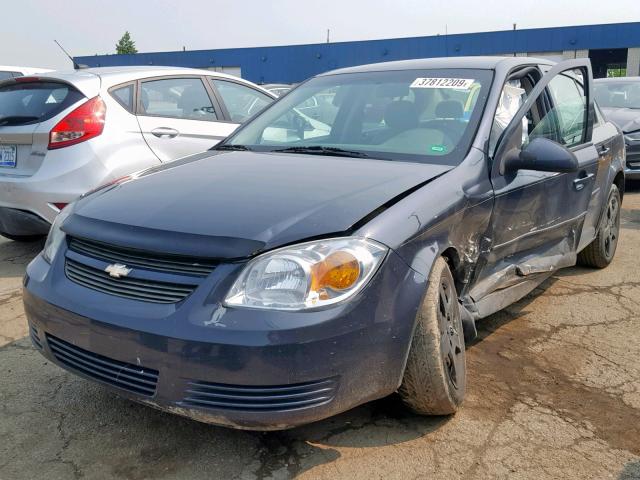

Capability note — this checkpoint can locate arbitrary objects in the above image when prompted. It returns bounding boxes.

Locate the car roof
[27,66,275,97]
[320,56,554,76]
[45,66,242,83]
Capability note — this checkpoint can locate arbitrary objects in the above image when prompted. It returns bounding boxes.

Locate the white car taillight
[48,96,106,150]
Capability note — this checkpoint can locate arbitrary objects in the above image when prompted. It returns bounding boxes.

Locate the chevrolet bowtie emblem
[105,263,132,278]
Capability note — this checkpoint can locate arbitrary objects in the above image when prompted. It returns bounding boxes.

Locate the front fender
[358,149,494,295]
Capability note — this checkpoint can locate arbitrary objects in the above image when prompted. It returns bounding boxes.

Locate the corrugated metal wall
[75,22,640,84]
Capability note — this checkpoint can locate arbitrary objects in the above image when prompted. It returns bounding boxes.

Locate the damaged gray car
[25,56,625,428]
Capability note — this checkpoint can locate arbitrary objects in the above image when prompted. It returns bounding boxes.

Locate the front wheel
[399,257,466,415]
[578,184,621,269]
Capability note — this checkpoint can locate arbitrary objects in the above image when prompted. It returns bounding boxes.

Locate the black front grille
[68,237,217,277]
[181,378,337,412]
[627,156,640,170]
[65,258,196,304]
[30,326,42,350]
[627,145,640,169]
[46,334,159,396]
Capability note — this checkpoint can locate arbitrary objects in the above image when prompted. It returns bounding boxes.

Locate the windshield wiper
[272,146,370,158]
[214,144,252,151]
[0,115,40,126]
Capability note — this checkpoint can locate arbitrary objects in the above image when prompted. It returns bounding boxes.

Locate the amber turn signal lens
[311,251,361,293]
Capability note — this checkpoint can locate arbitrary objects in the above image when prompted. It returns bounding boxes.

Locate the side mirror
[503,137,579,174]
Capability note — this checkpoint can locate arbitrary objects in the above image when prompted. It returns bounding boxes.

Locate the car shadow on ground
[0,237,44,279]
[622,182,640,230]
[2,332,453,477]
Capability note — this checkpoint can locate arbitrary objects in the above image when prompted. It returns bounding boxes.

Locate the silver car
[0,66,275,240]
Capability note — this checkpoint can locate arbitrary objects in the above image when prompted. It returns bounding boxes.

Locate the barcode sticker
[411,78,475,90]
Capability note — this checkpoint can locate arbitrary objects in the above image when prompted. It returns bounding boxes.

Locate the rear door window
[0,82,84,126]
[139,77,218,120]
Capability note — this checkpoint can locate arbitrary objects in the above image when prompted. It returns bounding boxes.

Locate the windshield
[594,81,640,109]
[223,68,493,165]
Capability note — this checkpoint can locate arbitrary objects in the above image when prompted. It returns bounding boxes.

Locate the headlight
[42,206,71,263]
[224,237,388,311]
[625,130,640,142]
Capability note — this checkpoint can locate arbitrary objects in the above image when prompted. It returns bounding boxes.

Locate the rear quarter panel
[95,91,162,177]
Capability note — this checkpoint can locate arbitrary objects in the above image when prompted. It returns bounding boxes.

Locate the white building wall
[627,47,640,76]
[526,51,564,62]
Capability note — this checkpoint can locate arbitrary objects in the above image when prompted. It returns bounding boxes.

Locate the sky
[2,0,639,70]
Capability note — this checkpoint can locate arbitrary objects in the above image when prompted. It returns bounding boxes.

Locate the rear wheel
[578,184,621,269]
[399,257,466,415]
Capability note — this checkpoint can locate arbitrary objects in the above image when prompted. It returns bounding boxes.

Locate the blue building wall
[75,22,640,84]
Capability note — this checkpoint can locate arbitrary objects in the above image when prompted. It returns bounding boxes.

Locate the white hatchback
[0,66,275,240]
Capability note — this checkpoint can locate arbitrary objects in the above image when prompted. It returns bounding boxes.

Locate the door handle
[597,144,610,155]
[573,173,594,191]
[151,127,179,138]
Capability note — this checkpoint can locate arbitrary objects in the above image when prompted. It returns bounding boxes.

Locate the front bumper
[24,249,426,430]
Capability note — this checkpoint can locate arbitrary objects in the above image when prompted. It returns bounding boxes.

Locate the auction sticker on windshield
[0,145,17,168]
[411,78,475,89]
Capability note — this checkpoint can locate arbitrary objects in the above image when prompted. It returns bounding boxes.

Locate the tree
[115,31,138,55]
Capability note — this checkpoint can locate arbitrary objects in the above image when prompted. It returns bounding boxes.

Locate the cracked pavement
[1,186,639,480]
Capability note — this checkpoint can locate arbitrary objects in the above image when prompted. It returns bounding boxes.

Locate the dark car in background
[594,77,640,179]
[24,57,624,430]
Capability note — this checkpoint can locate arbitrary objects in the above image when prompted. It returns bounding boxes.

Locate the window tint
[0,81,84,126]
[111,84,134,112]
[225,69,493,166]
[544,70,587,147]
[139,78,217,120]
[360,84,482,140]
[211,80,272,123]
[515,69,587,149]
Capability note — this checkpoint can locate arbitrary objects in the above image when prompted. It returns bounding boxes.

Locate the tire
[0,232,45,242]
[399,257,466,415]
[578,184,621,269]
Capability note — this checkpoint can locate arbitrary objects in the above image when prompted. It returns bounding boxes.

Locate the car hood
[601,107,640,133]
[66,151,452,259]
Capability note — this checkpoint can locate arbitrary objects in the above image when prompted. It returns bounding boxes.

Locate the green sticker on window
[430,145,446,153]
